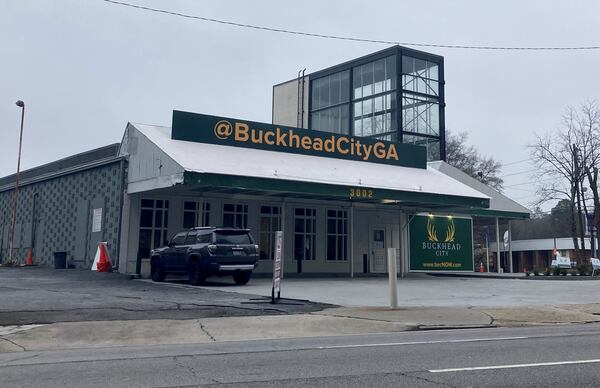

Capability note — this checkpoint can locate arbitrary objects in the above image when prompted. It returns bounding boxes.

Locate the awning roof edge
[128,123,491,210]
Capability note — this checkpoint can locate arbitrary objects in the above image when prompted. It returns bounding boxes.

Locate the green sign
[172,110,426,169]
[409,215,473,271]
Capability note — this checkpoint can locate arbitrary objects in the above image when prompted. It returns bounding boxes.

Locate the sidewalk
[3,303,600,353]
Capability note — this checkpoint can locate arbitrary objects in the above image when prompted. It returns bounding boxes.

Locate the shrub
[577,263,591,276]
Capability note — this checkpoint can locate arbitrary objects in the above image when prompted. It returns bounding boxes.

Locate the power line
[101,0,600,51]
[504,177,556,188]
[500,169,537,178]
[502,158,532,167]
[507,187,537,193]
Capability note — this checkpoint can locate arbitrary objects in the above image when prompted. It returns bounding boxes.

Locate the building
[0,145,124,268]
[490,237,599,272]
[0,46,530,276]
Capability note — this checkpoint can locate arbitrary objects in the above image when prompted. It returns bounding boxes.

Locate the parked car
[150,227,259,285]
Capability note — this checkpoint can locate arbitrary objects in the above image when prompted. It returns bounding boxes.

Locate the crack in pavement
[198,320,217,342]
[473,308,496,326]
[0,337,26,351]
[173,355,221,384]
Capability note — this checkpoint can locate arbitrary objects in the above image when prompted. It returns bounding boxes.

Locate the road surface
[2,324,600,387]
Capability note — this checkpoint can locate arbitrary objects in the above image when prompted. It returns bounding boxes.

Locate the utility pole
[6,100,25,265]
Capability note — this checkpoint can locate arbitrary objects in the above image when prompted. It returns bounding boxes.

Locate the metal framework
[307,45,446,161]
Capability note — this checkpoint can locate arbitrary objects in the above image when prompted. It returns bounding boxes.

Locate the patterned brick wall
[0,161,124,268]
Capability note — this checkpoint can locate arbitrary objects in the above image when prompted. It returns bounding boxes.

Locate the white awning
[123,122,490,209]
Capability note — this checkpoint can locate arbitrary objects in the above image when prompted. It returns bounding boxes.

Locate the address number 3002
[349,188,374,199]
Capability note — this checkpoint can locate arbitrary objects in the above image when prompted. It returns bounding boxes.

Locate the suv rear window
[215,231,252,245]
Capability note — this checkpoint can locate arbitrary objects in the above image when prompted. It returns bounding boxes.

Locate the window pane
[184,201,196,210]
[154,209,163,228]
[140,209,153,228]
[330,72,340,105]
[223,214,234,228]
[353,69,362,99]
[141,199,153,208]
[340,71,350,102]
[402,93,439,136]
[153,230,163,248]
[403,134,441,161]
[138,229,152,258]
[327,218,336,233]
[183,211,196,229]
[373,59,385,95]
[260,233,270,260]
[327,236,336,260]
[386,56,397,90]
[312,78,321,109]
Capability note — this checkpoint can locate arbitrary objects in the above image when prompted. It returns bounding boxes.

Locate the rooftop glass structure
[308,46,445,161]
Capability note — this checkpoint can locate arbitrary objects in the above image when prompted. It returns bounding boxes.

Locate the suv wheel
[150,260,166,282]
[233,271,252,285]
[189,260,206,285]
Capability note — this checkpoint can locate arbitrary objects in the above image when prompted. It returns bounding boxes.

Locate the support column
[117,190,131,274]
[349,203,354,278]
[280,201,286,279]
[496,217,501,272]
[508,221,513,273]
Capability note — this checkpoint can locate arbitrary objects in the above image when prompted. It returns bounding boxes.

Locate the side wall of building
[272,77,309,128]
[0,161,125,268]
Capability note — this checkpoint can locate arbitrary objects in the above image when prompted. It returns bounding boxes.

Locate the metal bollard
[387,248,398,308]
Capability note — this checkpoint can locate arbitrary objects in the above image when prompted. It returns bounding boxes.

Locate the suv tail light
[207,244,217,256]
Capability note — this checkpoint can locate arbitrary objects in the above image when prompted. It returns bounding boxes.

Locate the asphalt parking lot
[205,274,600,308]
[0,267,326,325]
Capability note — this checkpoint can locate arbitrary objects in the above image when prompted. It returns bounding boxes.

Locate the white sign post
[271,231,283,304]
[387,248,398,309]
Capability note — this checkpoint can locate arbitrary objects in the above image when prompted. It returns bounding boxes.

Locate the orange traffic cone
[479,263,485,273]
[24,249,34,266]
[91,242,112,272]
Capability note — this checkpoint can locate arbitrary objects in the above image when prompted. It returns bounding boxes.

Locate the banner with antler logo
[409,215,473,272]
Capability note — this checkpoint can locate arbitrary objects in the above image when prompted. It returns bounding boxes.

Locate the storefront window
[294,208,316,261]
[138,199,169,259]
[259,205,281,260]
[223,203,248,228]
[183,201,211,229]
[327,209,348,261]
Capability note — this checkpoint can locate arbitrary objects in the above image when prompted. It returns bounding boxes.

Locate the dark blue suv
[150,227,259,285]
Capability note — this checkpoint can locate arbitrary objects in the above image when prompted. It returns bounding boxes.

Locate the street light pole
[6,100,25,265]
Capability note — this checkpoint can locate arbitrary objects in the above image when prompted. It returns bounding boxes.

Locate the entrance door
[369,225,401,274]
[370,226,387,273]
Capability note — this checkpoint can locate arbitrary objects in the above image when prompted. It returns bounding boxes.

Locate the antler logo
[444,219,455,242]
[427,217,455,243]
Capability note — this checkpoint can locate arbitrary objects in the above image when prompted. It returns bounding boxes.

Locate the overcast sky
[1,0,599,210]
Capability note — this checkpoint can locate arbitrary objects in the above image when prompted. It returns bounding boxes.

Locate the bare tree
[530,102,599,263]
[572,101,600,257]
[446,132,504,191]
